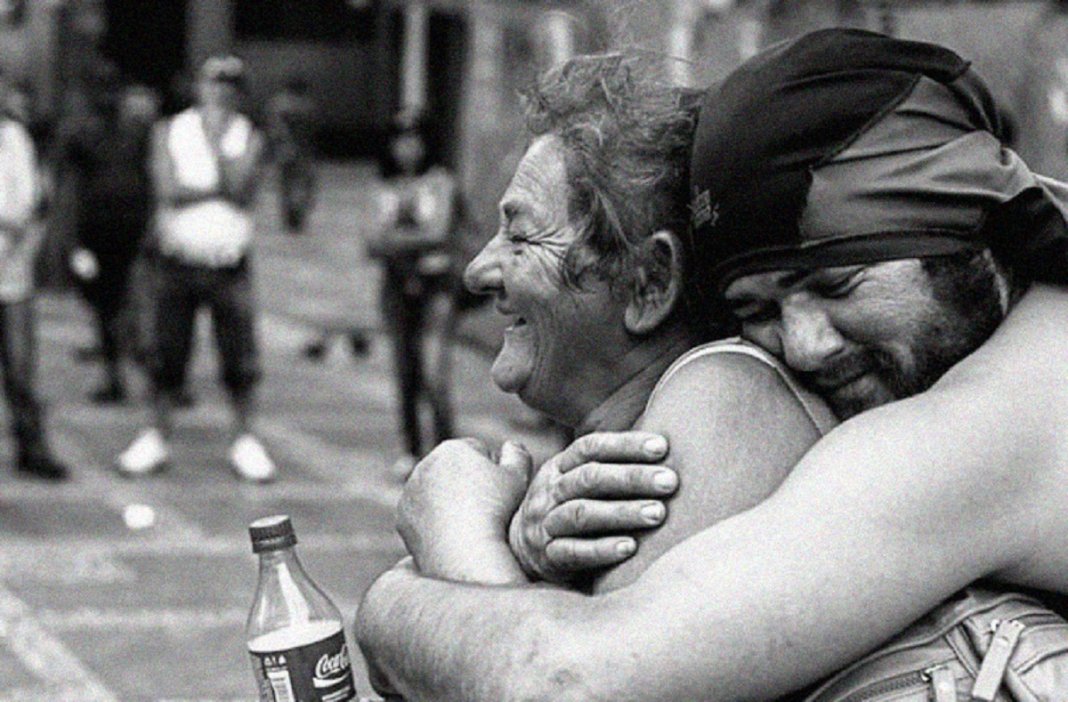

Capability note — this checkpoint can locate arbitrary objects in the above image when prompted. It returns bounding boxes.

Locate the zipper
[989,611,1066,631]
[837,664,952,702]
[925,665,957,702]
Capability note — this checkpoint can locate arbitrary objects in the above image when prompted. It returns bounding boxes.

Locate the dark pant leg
[98,255,138,367]
[92,277,130,382]
[427,293,456,445]
[150,263,201,400]
[207,264,260,401]
[384,283,427,457]
[280,158,315,231]
[402,294,430,456]
[0,299,46,461]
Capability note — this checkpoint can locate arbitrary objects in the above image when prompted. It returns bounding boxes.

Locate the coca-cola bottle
[247,515,357,702]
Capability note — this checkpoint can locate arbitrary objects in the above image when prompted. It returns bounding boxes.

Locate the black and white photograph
[0,1,1067,700]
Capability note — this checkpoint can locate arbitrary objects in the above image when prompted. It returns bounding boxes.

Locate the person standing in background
[265,76,318,234]
[116,55,276,483]
[65,81,158,403]
[368,109,464,479]
[0,68,69,480]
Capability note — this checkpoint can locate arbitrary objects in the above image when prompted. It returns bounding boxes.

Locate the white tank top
[157,108,254,267]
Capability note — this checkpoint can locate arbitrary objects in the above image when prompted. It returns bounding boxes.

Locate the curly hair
[520,53,701,298]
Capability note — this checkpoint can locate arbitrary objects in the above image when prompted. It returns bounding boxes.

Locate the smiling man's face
[724,258,1000,418]
[462,135,629,425]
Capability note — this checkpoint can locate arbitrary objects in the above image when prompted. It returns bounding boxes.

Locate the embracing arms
[359,347,834,698]
[356,287,1068,701]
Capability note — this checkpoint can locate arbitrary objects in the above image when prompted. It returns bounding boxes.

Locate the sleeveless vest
[156,108,254,267]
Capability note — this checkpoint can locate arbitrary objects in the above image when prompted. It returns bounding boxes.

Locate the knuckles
[625,465,650,492]
[568,500,589,532]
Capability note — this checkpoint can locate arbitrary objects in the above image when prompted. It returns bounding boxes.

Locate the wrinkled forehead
[500,135,571,222]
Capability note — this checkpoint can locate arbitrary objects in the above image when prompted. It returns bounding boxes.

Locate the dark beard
[898,251,1007,396]
[808,253,1007,419]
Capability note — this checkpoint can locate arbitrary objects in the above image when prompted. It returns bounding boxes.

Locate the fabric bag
[804,587,1068,701]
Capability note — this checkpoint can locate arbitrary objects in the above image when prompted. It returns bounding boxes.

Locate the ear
[624,230,685,335]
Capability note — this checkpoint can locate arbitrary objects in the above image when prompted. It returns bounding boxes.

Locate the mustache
[796,352,886,392]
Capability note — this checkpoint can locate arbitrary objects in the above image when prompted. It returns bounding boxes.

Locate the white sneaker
[229,434,277,483]
[117,428,169,477]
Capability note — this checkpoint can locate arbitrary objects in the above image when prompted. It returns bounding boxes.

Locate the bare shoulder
[924,284,1068,468]
[940,285,1068,395]
[640,340,836,440]
[768,287,1068,592]
[1,119,32,150]
[595,342,834,591]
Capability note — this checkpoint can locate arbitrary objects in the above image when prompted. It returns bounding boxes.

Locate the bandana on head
[688,28,1068,296]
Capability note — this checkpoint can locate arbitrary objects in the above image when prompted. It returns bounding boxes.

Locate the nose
[463,234,505,296]
[777,298,846,373]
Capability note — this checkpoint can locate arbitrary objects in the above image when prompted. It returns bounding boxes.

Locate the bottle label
[250,630,356,702]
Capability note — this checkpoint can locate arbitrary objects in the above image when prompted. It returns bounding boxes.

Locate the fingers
[553,462,678,502]
[499,440,534,481]
[543,499,666,537]
[454,436,490,455]
[545,536,638,572]
[555,431,668,473]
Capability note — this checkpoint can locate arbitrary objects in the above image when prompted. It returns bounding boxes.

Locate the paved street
[0,164,560,701]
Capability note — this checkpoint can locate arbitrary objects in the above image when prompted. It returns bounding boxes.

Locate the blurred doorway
[102,0,187,107]
[380,5,466,170]
[426,11,466,171]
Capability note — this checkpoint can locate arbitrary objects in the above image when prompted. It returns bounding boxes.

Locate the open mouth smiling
[495,303,528,331]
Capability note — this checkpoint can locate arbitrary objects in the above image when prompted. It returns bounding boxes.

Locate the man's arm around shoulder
[356,348,840,700]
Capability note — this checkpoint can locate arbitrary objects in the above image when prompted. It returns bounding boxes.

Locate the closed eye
[811,274,859,299]
[800,265,865,298]
[731,302,778,325]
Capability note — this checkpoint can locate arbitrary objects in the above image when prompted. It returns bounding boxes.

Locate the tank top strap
[647,338,837,436]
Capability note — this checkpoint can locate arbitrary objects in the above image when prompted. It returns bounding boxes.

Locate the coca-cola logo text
[314,644,351,682]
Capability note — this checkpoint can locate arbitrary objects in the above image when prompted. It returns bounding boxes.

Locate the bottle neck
[257,546,314,623]
[257,545,302,573]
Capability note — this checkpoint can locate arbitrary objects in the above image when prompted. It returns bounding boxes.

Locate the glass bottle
[247,515,356,702]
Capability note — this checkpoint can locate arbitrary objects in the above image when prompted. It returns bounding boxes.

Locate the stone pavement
[0,164,561,701]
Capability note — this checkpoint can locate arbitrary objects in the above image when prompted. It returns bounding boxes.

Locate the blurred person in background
[64,80,158,403]
[116,55,276,483]
[45,62,108,363]
[0,68,69,480]
[367,109,467,479]
[266,76,318,234]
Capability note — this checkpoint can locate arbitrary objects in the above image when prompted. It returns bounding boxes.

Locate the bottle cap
[249,514,297,553]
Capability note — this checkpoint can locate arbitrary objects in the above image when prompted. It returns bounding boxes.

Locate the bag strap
[971,618,1025,701]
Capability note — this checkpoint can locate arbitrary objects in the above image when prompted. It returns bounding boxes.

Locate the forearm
[356,566,603,702]
[412,525,529,585]
[217,135,265,207]
[356,403,1045,702]
[358,550,828,702]
[217,158,262,207]
[159,184,222,207]
[0,218,28,236]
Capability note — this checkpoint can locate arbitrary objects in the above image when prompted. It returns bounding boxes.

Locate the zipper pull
[972,618,1026,701]
[924,664,956,702]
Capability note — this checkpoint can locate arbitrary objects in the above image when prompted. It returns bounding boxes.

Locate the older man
[357,32,1068,700]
